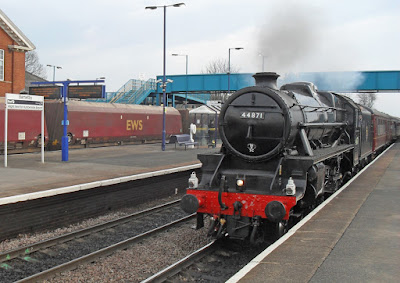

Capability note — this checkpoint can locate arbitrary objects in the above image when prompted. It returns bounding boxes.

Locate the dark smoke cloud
[257,1,323,72]
[257,2,366,93]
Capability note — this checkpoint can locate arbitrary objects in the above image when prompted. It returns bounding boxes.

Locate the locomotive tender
[181,72,398,243]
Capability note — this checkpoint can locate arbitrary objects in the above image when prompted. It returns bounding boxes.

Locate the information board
[29,86,62,99]
[68,85,104,98]
[29,85,104,99]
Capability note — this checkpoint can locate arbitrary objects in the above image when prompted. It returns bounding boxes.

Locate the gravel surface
[171,240,269,282]
[0,194,214,282]
[0,194,182,253]
[44,223,211,282]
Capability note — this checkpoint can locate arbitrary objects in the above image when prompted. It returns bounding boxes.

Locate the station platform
[229,142,400,282]
[0,143,212,204]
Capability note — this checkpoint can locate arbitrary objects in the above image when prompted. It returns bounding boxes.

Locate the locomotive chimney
[253,72,280,90]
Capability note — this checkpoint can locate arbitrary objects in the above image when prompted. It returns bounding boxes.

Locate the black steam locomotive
[181,72,397,243]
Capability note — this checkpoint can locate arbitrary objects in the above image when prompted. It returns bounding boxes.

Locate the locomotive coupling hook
[218,175,228,210]
[233,201,243,219]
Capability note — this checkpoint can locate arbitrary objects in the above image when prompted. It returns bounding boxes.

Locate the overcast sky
[1,0,400,116]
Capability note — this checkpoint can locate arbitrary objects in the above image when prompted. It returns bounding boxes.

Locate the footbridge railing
[109,79,146,103]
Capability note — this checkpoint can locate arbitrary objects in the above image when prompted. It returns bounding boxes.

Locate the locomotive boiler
[181,72,359,242]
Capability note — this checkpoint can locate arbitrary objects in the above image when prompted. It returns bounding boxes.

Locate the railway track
[142,240,218,283]
[141,182,353,282]
[142,239,269,283]
[141,163,371,283]
[0,200,195,282]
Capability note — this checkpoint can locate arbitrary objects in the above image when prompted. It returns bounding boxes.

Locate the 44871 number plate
[240,111,265,119]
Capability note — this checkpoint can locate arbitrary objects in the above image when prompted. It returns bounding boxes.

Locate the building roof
[25,71,47,91]
[189,104,221,115]
[0,9,35,51]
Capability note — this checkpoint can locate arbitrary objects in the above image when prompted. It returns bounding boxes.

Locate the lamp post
[228,47,243,94]
[258,53,266,72]
[46,64,62,81]
[172,53,188,107]
[146,2,185,151]
[95,77,105,86]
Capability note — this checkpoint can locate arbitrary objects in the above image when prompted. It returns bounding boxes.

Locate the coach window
[0,49,4,81]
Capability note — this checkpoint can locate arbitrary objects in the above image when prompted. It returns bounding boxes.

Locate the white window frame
[0,49,4,81]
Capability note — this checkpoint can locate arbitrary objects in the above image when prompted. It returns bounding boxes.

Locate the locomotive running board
[285,144,354,164]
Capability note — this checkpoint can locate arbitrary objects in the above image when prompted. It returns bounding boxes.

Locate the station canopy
[189,102,221,115]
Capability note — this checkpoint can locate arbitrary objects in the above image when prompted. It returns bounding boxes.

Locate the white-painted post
[41,103,44,163]
[4,104,8,168]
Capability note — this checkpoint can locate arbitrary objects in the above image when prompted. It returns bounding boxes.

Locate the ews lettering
[126,120,143,131]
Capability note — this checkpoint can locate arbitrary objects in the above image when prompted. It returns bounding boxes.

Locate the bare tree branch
[25,51,47,79]
[202,58,240,74]
[202,58,240,102]
[357,92,377,108]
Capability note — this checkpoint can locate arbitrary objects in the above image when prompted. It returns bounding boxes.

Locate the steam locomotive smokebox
[253,72,280,90]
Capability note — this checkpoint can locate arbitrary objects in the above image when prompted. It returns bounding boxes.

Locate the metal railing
[107,79,156,104]
[105,79,211,105]
[109,79,143,103]
[126,79,156,104]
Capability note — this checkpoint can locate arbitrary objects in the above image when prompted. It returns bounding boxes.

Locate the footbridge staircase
[108,79,156,104]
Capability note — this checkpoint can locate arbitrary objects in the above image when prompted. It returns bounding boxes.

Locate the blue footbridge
[102,71,400,106]
[106,78,157,104]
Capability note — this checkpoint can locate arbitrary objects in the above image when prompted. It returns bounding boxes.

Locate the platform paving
[233,142,400,283]
[0,143,214,199]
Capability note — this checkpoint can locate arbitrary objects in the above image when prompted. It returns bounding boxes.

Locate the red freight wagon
[44,100,183,149]
[0,97,48,153]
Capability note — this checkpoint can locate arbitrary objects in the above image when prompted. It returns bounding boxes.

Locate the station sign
[29,86,62,99]
[6,93,44,111]
[4,93,45,167]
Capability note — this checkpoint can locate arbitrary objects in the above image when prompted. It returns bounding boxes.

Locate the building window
[0,49,4,81]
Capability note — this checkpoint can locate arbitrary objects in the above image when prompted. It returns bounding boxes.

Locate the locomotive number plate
[240,112,265,119]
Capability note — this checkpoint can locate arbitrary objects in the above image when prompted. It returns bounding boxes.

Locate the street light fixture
[95,77,106,87]
[228,47,243,94]
[145,2,185,151]
[258,53,267,72]
[46,64,62,81]
[172,53,188,107]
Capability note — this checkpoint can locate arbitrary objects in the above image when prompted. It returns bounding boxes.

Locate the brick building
[0,9,35,97]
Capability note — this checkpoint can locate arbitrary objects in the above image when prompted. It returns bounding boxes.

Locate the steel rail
[0,200,180,263]
[142,240,217,283]
[16,214,195,283]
